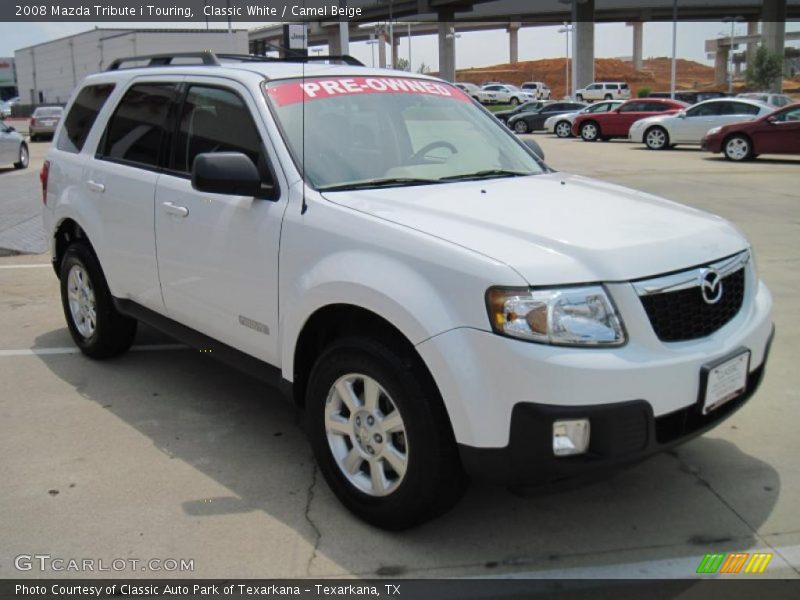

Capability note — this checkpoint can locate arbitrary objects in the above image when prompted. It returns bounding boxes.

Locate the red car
[572,98,688,142]
[702,102,800,161]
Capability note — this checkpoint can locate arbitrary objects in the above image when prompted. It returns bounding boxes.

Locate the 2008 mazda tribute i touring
[42,52,774,529]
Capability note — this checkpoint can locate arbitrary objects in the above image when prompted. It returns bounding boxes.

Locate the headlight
[486,286,626,347]
[707,126,722,136]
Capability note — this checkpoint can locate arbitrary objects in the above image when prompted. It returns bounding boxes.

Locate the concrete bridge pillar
[508,23,520,64]
[378,30,387,68]
[438,11,456,82]
[715,46,730,86]
[630,22,643,71]
[761,0,787,91]
[746,21,759,68]
[572,0,595,92]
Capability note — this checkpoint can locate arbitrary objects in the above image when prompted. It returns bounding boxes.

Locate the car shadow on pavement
[33,325,781,577]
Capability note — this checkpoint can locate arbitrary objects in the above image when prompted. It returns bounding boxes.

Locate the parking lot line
[0,343,187,357]
[0,263,51,269]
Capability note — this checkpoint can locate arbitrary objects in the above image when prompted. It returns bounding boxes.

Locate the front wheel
[555,121,572,138]
[513,120,529,134]
[509,97,520,106]
[645,126,669,150]
[580,121,600,141]
[724,134,753,161]
[306,339,466,529]
[14,143,28,169]
[60,243,137,359]
[576,94,584,102]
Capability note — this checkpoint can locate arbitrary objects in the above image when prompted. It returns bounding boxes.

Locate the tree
[745,46,784,91]
[395,57,410,72]
[637,86,651,98]
[417,62,431,74]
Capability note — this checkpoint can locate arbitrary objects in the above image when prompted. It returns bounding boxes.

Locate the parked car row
[512,93,800,162]
[456,81,552,105]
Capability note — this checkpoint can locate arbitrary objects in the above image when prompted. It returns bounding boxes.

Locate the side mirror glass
[191,152,269,198]
[523,138,545,161]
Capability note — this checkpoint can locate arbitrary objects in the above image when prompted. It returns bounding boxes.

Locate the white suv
[43,52,774,529]
[521,81,552,100]
[575,82,631,102]
[481,83,536,105]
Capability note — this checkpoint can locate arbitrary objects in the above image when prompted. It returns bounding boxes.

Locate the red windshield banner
[266,77,471,106]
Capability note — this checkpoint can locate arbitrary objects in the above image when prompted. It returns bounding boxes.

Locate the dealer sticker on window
[703,350,750,414]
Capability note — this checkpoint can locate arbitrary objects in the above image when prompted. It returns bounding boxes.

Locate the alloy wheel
[646,128,667,150]
[725,136,750,161]
[555,121,572,138]
[581,122,598,141]
[67,264,97,338]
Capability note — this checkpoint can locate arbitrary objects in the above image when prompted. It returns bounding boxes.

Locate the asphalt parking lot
[1,136,799,579]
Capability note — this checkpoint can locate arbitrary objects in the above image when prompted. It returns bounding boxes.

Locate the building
[14,28,248,105]
[0,57,16,101]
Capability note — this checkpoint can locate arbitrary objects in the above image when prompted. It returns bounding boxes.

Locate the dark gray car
[507,102,587,134]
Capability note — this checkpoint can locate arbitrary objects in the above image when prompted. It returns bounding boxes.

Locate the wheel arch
[53,218,97,278]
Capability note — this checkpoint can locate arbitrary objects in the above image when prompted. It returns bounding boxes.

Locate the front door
[753,106,800,154]
[154,79,286,365]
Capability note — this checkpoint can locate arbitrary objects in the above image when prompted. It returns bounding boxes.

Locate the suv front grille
[633,252,749,343]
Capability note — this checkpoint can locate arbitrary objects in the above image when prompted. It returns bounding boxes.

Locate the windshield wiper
[439,169,531,182]
[318,177,441,192]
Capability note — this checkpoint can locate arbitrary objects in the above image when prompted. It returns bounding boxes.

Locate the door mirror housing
[522,138,545,161]
[191,152,270,198]
[677,111,687,118]
[766,115,778,124]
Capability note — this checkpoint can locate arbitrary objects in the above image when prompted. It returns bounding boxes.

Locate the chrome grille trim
[632,250,750,297]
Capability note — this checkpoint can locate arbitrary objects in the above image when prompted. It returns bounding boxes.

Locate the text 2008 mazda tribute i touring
[42,53,774,529]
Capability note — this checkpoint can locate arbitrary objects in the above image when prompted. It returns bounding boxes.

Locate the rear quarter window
[56,84,115,153]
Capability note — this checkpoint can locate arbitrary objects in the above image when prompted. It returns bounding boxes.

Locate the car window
[34,108,63,117]
[57,84,115,154]
[173,85,263,174]
[587,102,615,113]
[686,102,721,117]
[99,83,176,168]
[587,84,600,90]
[619,102,646,112]
[644,102,672,112]
[775,96,791,107]
[484,85,500,91]
[772,107,800,122]
[621,84,629,90]
[604,84,617,90]
[720,102,761,116]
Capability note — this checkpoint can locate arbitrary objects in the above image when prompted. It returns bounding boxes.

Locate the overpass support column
[438,12,456,82]
[378,30,387,68]
[327,28,341,55]
[508,23,520,64]
[746,21,759,68]
[631,22,643,71]
[715,46,730,85]
[392,34,401,68]
[761,0,786,91]
[572,0,595,92]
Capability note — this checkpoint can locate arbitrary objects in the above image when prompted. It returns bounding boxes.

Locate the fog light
[553,419,590,456]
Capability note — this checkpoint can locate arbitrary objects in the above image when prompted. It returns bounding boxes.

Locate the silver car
[0,120,28,169]
[29,106,64,141]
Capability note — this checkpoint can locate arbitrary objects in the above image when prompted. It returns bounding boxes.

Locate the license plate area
[700,349,751,415]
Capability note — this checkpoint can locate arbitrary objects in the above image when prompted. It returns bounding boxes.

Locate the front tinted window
[100,83,176,167]
[57,84,115,153]
[173,86,262,174]
[619,102,646,112]
[265,77,544,190]
[586,102,615,113]
[687,102,721,117]
[771,107,800,122]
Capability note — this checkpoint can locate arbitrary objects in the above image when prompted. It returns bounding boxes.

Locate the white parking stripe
[0,344,187,357]
[0,264,51,269]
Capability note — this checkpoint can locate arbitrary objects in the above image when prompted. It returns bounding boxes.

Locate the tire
[59,242,137,359]
[576,94,584,102]
[513,120,529,134]
[580,121,600,142]
[14,143,28,169]
[645,126,669,150]
[509,97,520,106]
[30,134,38,142]
[604,94,613,100]
[723,134,753,161]
[555,121,572,138]
[306,338,466,530]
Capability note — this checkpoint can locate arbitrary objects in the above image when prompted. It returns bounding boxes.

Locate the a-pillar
[746,21,759,69]
[715,45,730,85]
[508,23,520,64]
[572,0,595,92]
[761,0,786,91]
[438,11,456,82]
[630,21,643,71]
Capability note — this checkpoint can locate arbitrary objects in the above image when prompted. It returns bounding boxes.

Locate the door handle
[86,180,105,193]
[162,201,189,218]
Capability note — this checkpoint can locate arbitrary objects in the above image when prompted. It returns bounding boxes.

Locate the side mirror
[766,115,778,124]
[7,126,15,132]
[677,111,687,118]
[192,152,268,198]
[523,138,545,161]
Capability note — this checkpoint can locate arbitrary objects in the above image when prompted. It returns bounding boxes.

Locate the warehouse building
[14,28,248,105]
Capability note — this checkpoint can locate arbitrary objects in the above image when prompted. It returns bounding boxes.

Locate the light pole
[723,16,744,94]
[558,23,572,99]
[670,0,677,99]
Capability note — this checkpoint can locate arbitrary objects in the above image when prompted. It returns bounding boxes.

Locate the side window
[721,102,760,116]
[588,84,600,91]
[57,84,115,153]
[687,102,720,117]
[646,102,671,112]
[173,85,262,174]
[619,102,644,113]
[100,83,176,167]
[605,84,616,90]
[772,107,800,122]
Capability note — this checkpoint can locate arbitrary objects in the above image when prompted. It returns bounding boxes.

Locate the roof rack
[107,51,364,71]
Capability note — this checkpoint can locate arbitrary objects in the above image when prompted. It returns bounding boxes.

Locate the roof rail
[107,51,365,71]
[107,51,220,70]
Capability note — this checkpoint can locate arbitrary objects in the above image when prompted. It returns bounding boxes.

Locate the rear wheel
[580,121,600,141]
[645,126,669,150]
[513,120,529,134]
[14,143,28,169]
[576,93,584,102]
[306,338,466,529]
[604,93,613,100]
[724,134,753,161]
[509,97,520,106]
[555,121,572,138]
[60,243,137,359]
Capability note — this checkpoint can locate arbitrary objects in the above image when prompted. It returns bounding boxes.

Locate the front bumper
[459,329,772,485]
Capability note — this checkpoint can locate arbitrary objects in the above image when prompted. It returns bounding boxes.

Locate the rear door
[753,106,800,154]
[0,122,15,163]
[85,77,179,310]
[672,101,721,142]
[154,78,287,364]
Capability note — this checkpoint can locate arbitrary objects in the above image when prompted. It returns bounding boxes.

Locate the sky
[1,20,799,72]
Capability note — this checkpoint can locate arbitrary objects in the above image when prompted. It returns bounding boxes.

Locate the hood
[322,173,747,285]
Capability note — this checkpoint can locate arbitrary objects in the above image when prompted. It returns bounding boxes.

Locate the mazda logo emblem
[700,268,723,304]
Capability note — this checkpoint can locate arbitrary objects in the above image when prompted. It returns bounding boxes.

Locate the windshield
[34,108,63,117]
[265,76,545,190]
